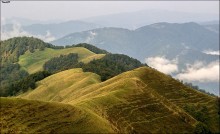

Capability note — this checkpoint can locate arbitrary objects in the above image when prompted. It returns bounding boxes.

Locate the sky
[1,1,219,21]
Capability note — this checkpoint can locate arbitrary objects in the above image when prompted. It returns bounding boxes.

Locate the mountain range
[83,9,219,29]
[1,20,102,41]
[51,22,219,95]
[2,9,219,41]
[1,37,219,133]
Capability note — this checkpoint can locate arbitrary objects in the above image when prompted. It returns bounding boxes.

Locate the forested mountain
[44,53,145,81]
[0,37,144,96]
[0,37,55,95]
[0,37,53,63]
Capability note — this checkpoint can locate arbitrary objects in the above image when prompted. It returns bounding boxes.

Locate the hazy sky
[1,1,219,21]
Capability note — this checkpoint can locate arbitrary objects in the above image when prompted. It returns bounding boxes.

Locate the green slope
[0,97,114,133]
[19,68,101,102]
[18,67,219,133]
[18,47,105,74]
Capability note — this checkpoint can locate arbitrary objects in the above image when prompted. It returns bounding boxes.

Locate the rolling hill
[10,67,219,133]
[18,47,105,74]
[1,37,219,133]
[0,97,114,133]
[51,22,219,95]
[0,37,105,96]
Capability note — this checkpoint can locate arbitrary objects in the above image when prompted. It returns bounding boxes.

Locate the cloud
[85,31,97,43]
[44,30,56,42]
[1,23,56,42]
[145,56,178,74]
[203,50,220,55]
[176,61,219,82]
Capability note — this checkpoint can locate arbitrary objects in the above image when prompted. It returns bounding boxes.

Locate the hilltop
[18,47,104,74]
[51,22,219,95]
[0,37,219,133]
[0,37,105,96]
[16,67,219,133]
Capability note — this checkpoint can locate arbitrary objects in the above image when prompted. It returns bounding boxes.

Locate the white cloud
[85,31,97,43]
[176,61,219,82]
[203,50,220,55]
[44,30,56,42]
[1,23,56,42]
[145,56,178,74]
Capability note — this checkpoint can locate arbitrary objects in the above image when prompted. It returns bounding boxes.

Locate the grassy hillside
[18,67,219,133]
[19,68,101,102]
[0,97,114,133]
[18,47,105,74]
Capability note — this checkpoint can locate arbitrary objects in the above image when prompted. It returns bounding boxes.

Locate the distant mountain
[52,22,219,95]
[199,20,219,25]
[23,21,102,39]
[203,24,219,33]
[52,22,219,61]
[83,10,219,29]
[1,20,102,41]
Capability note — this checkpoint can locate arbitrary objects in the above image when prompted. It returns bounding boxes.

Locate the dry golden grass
[14,67,219,133]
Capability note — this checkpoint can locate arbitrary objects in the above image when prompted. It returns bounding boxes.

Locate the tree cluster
[2,71,51,96]
[66,43,109,54]
[80,54,145,81]
[0,63,29,96]
[183,82,216,96]
[43,53,79,73]
[183,104,210,124]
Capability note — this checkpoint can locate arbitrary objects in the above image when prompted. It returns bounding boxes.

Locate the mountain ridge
[51,22,219,95]
[12,67,220,133]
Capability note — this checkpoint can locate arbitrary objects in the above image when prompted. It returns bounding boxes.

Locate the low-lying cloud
[176,61,219,82]
[145,56,178,74]
[1,23,56,42]
[85,31,97,43]
[203,50,220,55]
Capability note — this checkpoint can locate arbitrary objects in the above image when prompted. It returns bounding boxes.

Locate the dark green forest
[66,43,109,54]
[2,71,51,96]
[80,54,145,81]
[43,53,145,81]
[0,37,58,96]
[43,53,79,73]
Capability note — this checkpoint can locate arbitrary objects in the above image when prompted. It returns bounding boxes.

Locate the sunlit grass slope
[19,67,219,133]
[0,97,114,133]
[18,47,105,74]
[20,68,101,102]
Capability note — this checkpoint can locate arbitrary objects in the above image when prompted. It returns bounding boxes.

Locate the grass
[19,68,101,102]
[2,67,219,133]
[0,97,114,133]
[18,47,105,74]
